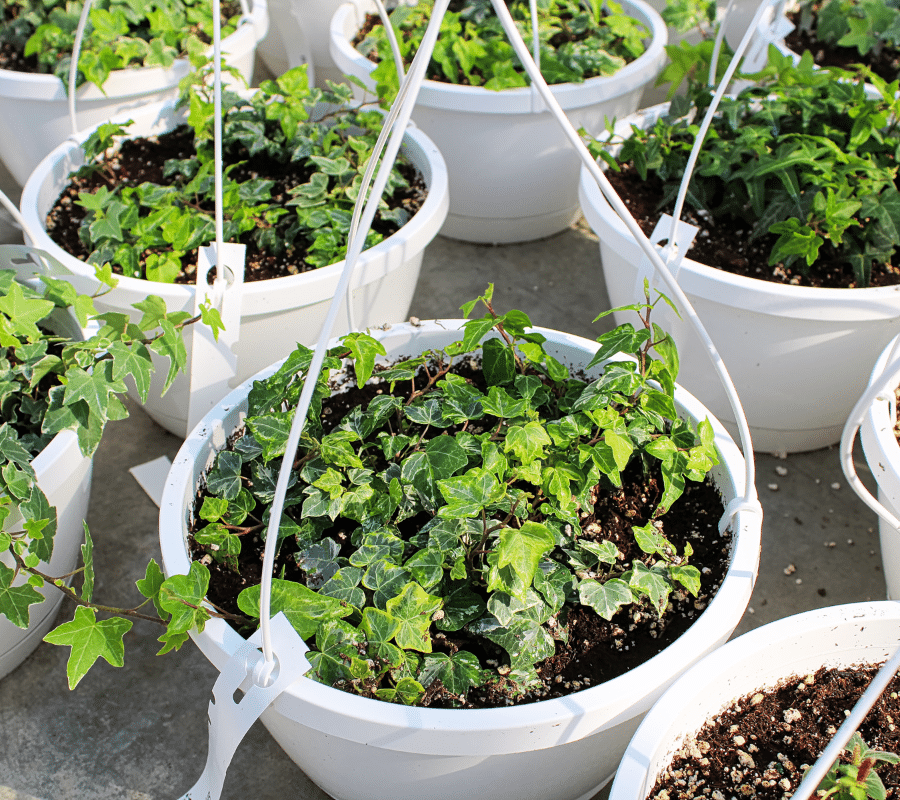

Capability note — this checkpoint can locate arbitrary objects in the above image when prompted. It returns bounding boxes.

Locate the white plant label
[633,214,699,299]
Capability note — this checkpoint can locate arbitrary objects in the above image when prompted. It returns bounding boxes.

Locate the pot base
[439,204,582,245]
[0,591,65,680]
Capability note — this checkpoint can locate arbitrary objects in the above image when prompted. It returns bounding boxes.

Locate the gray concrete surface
[0,94,889,799]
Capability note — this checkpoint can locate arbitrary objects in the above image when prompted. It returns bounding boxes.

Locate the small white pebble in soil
[750,693,765,706]
[748,607,755,614]
[844,709,852,717]
[825,541,836,548]
[847,539,855,545]
[783,708,802,723]
[737,751,755,769]
[831,482,841,490]
[733,735,746,746]
[768,483,779,491]
[775,465,788,476]
[784,564,797,575]
[779,778,792,791]
[795,578,803,585]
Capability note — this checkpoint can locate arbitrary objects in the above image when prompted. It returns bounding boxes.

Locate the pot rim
[158,319,761,753]
[578,102,900,321]
[18,92,449,313]
[329,0,667,114]
[610,600,900,800]
[0,0,268,102]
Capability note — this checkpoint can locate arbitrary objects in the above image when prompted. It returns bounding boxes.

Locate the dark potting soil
[604,166,900,290]
[190,359,733,710]
[784,9,900,84]
[650,665,900,800]
[0,1,242,75]
[44,125,427,284]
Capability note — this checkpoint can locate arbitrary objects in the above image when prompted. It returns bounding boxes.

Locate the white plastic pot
[258,0,360,86]
[0,0,268,187]
[19,97,449,438]
[158,320,761,800]
[579,102,900,454]
[859,334,900,600]
[330,0,666,244]
[0,308,93,680]
[608,601,900,800]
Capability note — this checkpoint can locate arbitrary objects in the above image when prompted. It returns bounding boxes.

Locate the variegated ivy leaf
[628,561,673,615]
[468,614,555,671]
[318,566,365,607]
[632,521,675,559]
[418,651,482,696]
[238,578,353,640]
[360,606,403,667]
[436,585,485,632]
[339,332,386,387]
[384,582,442,652]
[0,561,43,628]
[157,561,212,645]
[481,385,528,419]
[425,435,469,480]
[403,547,444,590]
[362,559,411,608]
[486,587,549,627]
[206,450,243,500]
[481,337,515,386]
[578,577,633,620]
[503,421,551,464]
[296,538,341,588]
[493,521,555,595]
[306,620,365,685]
[436,468,505,519]
[246,412,293,462]
[669,563,701,596]
[375,676,425,705]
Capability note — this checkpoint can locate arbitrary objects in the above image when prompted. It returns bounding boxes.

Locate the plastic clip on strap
[176,613,310,800]
[632,214,699,301]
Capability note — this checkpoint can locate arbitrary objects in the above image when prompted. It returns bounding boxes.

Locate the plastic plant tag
[632,214,699,300]
[129,455,173,507]
[187,242,246,434]
[177,612,310,800]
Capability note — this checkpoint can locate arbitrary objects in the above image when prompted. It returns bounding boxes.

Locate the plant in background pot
[156,286,761,800]
[607,602,900,800]
[19,64,449,437]
[0,0,268,186]
[579,52,900,453]
[330,0,666,243]
[0,262,202,682]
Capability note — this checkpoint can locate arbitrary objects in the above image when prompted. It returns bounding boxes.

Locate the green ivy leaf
[384,582,442,652]
[578,577,633,620]
[0,561,43,628]
[43,606,133,689]
[418,650,482,695]
[237,578,353,639]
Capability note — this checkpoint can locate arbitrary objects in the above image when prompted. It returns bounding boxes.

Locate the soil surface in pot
[0,1,242,75]
[44,126,427,284]
[190,358,733,710]
[650,664,900,799]
[784,9,900,84]
[605,167,900,289]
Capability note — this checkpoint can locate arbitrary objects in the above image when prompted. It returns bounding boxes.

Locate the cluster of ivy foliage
[176,285,721,707]
[590,51,900,287]
[68,66,415,283]
[815,732,900,800]
[355,0,649,100]
[796,0,900,63]
[0,0,240,90]
[0,266,212,689]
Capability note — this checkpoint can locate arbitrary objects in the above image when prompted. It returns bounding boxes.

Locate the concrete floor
[0,97,890,800]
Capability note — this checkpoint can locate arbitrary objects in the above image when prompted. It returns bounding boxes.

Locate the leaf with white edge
[43,606,133,689]
[360,606,403,666]
[436,585,485,632]
[247,412,292,462]
[495,521,555,594]
[1,461,30,500]
[481,385,528,419]
[437,468,504,519]
[632,521,674,559]
[295,538,341,588]
[0,281,54,342]
[21,486,56,563]
[384,582,442,652]
[207,450,243,500]
[401,450,438,512]
[628,561,672,615]
[150,318,188,395]
[418,650,482,695]
[578,577,633,620]
[669,563,701,596]
[577,539,619,567]
[425,435,469,480]
[467,614,555,670]
[318,566,365,607]
[404,547,444,590]
[486,588,545,627]
[362,559,410,608]
[0,561,43,628]
[237,578,352,639]
[378,676,426,705]
[307,619,365,685]
[504,421,551,464]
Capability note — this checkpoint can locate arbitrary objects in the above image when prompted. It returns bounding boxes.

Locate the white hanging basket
[330,0,667,244]
[579,102,900,454]
[859,333,900,600]
[608,601,900,800]
[0,307,92,680]
[19,96,449,438]
[158,319,761,800]
[0,0,268,187]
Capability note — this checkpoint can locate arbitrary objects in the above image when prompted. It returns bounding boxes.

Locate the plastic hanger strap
[717,496,763,535]
[176,612,310,800]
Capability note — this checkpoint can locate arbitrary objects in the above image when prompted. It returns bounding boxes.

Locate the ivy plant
[0,265,220,689]
[794,0,900,76]
[588,51,900,287]
[0,0,240,90]
[62,64,417,283]
[354,0,650,102]
[815,732,900,800]
[160,284,724,708]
